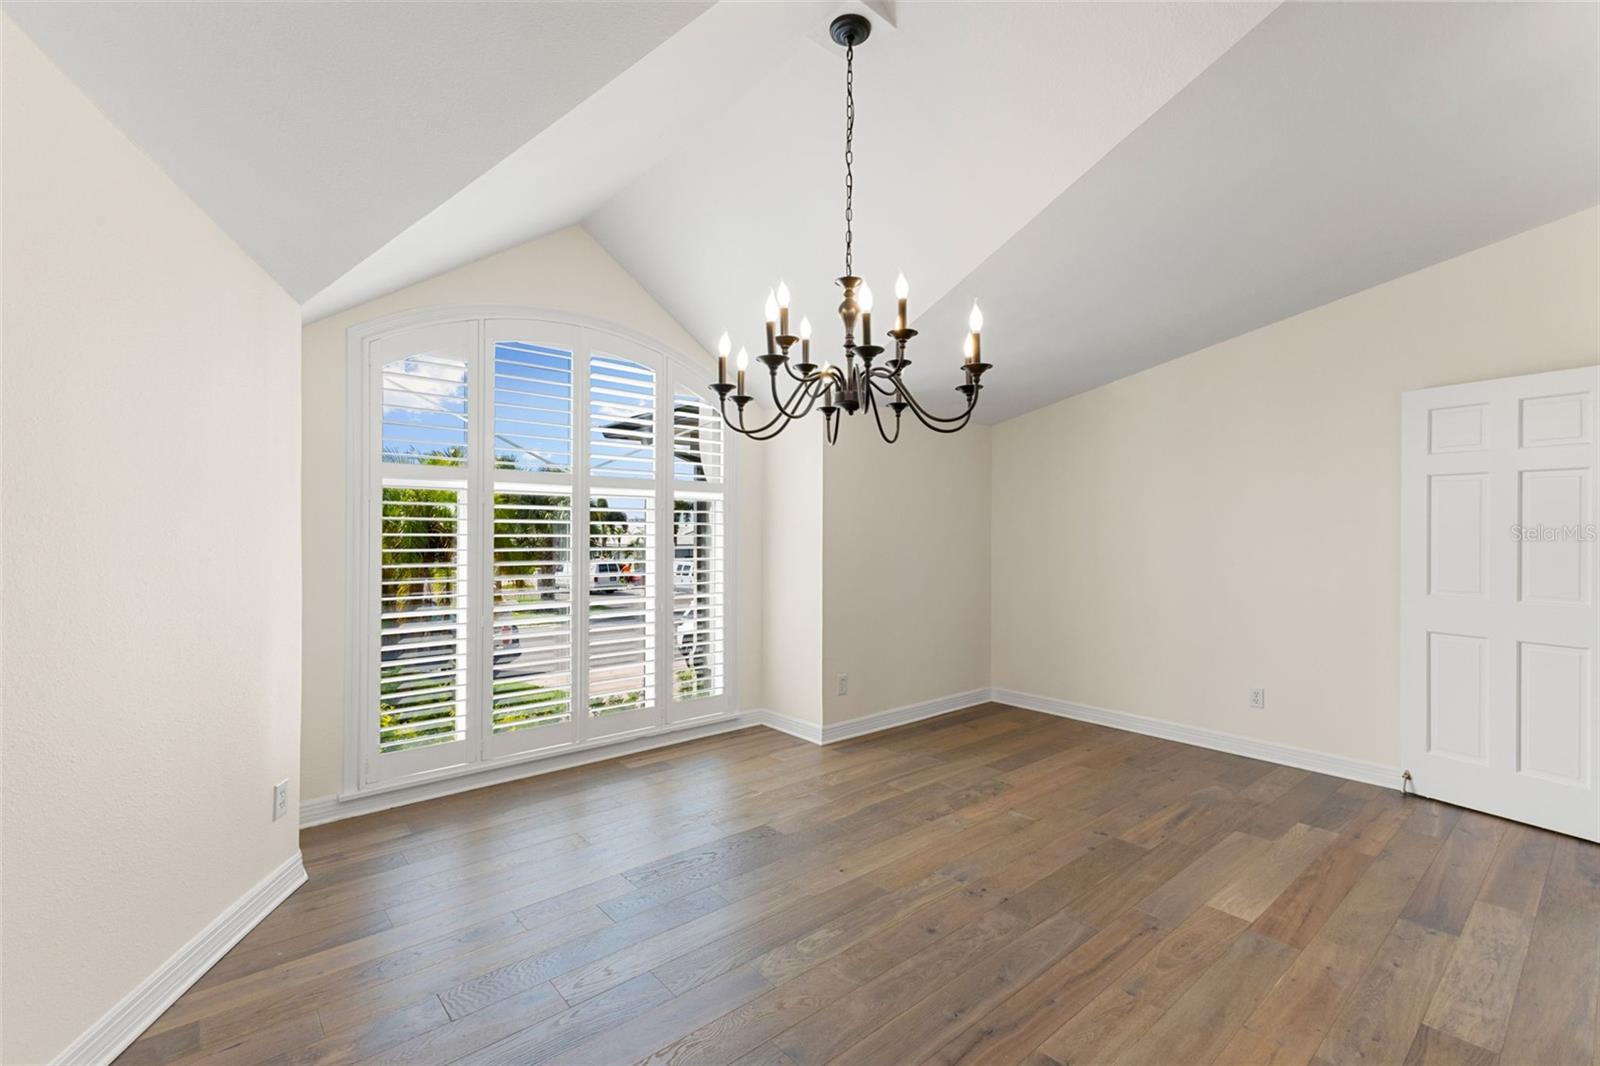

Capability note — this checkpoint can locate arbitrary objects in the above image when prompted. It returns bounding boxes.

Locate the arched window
[347,308,733,790]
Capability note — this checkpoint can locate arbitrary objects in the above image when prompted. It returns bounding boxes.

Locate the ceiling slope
[302,1,826,322]
[3,0,708,300]
[910,1,1600,422]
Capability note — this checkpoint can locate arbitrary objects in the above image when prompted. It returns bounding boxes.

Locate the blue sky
[382,342,720,481]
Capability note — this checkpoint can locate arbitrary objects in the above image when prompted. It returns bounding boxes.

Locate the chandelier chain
[844,40,854,277]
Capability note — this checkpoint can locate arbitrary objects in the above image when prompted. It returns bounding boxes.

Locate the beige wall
[761,421,824,726]
[823,423,992,724]
[755,395,993,732]
[992,207,1600,767]
[0,21,303,1064]
[300,226,764,800]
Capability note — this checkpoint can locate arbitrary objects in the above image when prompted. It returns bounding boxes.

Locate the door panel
[1402,365,1599,840]
[1427,632,1488,762]
[1428,473,1488,597]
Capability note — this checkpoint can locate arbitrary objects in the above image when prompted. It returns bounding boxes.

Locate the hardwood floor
[115,704,1600,1066]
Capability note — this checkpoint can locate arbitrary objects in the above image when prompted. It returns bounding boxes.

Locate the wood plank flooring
[115,705,1600,1066]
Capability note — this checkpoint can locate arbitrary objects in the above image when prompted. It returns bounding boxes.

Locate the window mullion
[655,357,672,727]
[363,346,383,787]
[573,329,593,742]
[470,320,492,764]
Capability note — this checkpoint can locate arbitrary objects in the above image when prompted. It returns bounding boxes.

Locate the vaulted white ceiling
[3,0,708,300]
[907,1,1600,421]
[8,1,1595,422]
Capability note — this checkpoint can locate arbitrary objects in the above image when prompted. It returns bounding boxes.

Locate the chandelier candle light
[710,13,992,444]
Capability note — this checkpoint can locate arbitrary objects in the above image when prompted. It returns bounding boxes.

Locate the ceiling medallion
[711,13,992,444]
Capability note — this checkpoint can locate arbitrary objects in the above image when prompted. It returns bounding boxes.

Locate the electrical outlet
[837,673,849,696]
[273,780,289,821]
[1249,688,1265,710]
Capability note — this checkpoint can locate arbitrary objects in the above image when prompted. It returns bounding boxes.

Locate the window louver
[672,496,725,701]
[589,356,655,480]
[494,342,572,474]
[491,490,574,733]
[588,493,655,716]
[378,485,469,752]
[672,391,724,483]
[382,354,468,466]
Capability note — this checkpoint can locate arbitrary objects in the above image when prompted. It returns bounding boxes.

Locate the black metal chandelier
[710,13,991,444]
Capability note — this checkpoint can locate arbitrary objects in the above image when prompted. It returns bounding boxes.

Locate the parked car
[592,560,642,591]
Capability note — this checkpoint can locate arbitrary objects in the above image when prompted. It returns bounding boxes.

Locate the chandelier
[710,13,992,444]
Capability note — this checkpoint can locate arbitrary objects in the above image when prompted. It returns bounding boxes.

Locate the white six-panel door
[1401,365,1599,841]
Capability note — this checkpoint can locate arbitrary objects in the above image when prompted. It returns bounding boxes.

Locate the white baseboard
[747,708,824,744]
[303,713,760,828]
[746,688,994,747]
[52,851,307,1066]
[820,688,994,744]
[993,687,1402,791]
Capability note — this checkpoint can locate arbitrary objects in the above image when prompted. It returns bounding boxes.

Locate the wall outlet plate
[273,780,289,821]
[837,673,849,696]
[1249,688,1266,710]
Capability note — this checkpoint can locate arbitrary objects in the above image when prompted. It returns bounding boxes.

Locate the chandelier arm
[864,381,902,444]
[721,392,814,442]
[904,396,975,431]
[864,366,904,396]
[862,364,974,423]
[903,403,976,434]
[900,385,977,425]
[720,369,825,438]
[767,368,823,418]
[898,380,980,430]
[715,393,754,437]
[718,391,792,440]
[740,414,807,442]
[894,364,980,421]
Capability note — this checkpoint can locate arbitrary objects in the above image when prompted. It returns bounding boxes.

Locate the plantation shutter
[483,326,582,760]
[587,493,657,717]
[381,352,469,467]
[671,390,724,483]
[669,386,728,723]
[357,314,730,790]
[588,354,656,480]
[672,495,724,702]
[379,485,470,753]
[490,491,573,734]
[493,341,573,474]
[369,320,477,781]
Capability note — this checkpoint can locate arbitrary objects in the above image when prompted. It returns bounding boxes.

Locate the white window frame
[344,306,737,799]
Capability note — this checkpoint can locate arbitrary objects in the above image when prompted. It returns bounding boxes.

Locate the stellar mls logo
[1509,523,1598,542]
